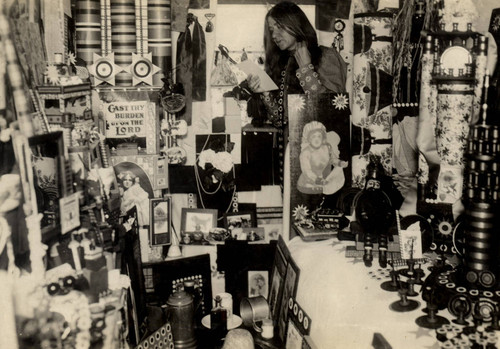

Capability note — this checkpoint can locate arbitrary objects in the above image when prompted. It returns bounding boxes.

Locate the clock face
[440,46,472,74]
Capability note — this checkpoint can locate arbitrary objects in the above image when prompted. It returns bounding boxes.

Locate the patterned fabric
[351,13,394,188]
[416,52,439,191]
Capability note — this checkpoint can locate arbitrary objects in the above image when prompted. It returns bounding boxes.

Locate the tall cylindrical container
[166,289,197,349]
[148,0,171,86]
[434,83,473,203]
[75,0,101,67]
[111,0,136,86]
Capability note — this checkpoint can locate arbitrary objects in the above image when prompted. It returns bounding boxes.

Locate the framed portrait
[113,160,155,227]
[248,270,269,298]
[150,198,172,246]
[270,235,290,320]
[28,131,66,242]
[278,258,300,342]
[288,93,351,238]
[223,210,257,229]
[111,155,168,226]
[180,208,218,245]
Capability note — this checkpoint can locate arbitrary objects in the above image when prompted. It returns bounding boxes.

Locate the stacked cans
[463,123,500,287]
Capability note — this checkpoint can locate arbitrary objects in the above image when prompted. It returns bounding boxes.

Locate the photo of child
[248,271,269,298]
[297,121,348,195]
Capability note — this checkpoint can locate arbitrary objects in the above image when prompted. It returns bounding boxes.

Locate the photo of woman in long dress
[114,162,154,227]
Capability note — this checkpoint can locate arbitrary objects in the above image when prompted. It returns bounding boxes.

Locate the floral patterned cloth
[351,13,394,188]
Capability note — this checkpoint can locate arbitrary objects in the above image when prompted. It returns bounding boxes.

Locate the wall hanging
[288,93,351,239]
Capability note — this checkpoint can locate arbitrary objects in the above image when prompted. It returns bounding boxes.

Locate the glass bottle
[210,295,227,337]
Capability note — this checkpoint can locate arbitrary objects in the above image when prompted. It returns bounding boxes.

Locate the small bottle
[210,295,227,338]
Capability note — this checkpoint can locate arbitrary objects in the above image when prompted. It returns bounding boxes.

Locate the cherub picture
[297,121,348,195]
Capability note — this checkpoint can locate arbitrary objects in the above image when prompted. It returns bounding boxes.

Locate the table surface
[287,237,448,349]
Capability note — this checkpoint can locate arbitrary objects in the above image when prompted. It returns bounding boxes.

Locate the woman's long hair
[264,1,321,85]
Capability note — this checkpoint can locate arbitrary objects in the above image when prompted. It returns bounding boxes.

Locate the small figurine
[354,156,395,267]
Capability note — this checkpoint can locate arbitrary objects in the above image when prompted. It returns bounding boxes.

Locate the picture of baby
[297,121,348,195]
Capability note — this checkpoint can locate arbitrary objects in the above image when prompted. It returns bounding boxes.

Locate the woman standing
[247,1,347,187]
[248,1,347,128]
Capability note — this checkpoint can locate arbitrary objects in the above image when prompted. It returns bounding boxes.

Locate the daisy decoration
[332,94,348,110]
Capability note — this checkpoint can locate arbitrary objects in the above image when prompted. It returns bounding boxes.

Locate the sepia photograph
[2,0,499,348]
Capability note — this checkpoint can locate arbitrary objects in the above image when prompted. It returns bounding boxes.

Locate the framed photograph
[278,258,300,342]
[248,270,269,298]
[28,131,66,242]
[180,208,218,245]
[113,160,154,227]
[223,210,257,229]
[288,93,351,238]
[150,198,172,246]
[269,267,283,318]
[270,235,290,319]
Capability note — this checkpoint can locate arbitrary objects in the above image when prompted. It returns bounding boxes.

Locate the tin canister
[166,289,197,349]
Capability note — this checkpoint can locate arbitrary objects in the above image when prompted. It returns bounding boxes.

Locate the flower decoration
[289,94,306,112]
[332,94,349,110]
[197,137,235,192]
[292,204,315,228]
[292,204,309,221]
[45,65,60,85]
[198,149,216,170]
[492,14,500,32]
[66,52,77,67]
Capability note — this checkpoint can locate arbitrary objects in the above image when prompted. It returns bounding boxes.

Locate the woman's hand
[294,41,312,67]
[247,74,262,93]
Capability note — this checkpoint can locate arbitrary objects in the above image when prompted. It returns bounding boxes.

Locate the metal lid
[167,289,193,307]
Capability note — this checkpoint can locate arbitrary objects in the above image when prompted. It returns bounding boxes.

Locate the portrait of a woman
[115,165,154,227]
